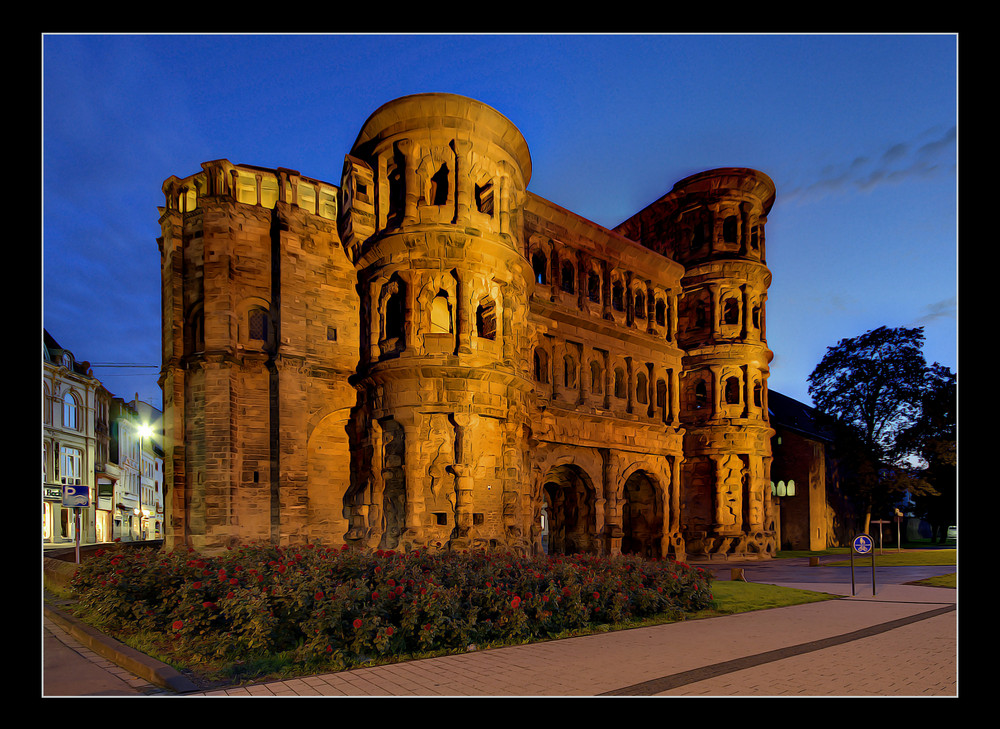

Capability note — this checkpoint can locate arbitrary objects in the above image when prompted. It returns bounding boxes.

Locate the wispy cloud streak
[782,125,956,204]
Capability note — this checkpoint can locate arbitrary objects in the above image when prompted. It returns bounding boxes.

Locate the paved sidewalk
[190,579,956,697]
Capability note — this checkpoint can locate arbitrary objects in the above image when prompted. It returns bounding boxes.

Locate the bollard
[731,568,745,581]
[809,556,820,567]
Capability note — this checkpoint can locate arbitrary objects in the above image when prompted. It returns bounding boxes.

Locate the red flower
[510,596,521,609]
[202,601,216,609]
[593,591,600,600]
[229,578,238,586]
[386,626,394,636]
[193,581,202,589]
[172,620,183,631]
[372,591,380,600]
[353,618,363,629]
[315,591,324,600]
[226,591,235,599]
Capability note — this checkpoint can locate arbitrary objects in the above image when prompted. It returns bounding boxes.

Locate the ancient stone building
[157,93,778,561]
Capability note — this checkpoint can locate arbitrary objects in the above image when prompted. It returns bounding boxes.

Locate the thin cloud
[913,296,957,325]
[782,125,956,203]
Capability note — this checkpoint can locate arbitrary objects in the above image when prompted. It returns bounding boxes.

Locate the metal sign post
[851,533,875,596]
[62,483,90,565]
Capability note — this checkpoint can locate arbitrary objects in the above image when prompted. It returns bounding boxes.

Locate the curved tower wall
[616,169,777,558]
[337,94,536,552]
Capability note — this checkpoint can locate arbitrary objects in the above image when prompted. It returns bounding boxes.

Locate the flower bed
[70,544,713,669]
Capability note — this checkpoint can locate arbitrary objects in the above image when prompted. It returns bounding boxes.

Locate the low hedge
[70,543,714,668]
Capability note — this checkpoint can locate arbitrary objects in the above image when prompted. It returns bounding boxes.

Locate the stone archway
[540,464,598,555]
[620,470,663,559]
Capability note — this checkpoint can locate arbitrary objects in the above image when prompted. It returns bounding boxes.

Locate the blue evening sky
[42,33,957,410]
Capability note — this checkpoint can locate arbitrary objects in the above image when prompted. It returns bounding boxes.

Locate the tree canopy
[807,326,955,529]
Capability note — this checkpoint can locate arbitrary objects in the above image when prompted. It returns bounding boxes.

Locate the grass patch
[697,581,840,616]
[826,549,956,567]
[910,573,957,589]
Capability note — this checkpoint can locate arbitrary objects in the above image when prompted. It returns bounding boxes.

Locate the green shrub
[71,544,713,668]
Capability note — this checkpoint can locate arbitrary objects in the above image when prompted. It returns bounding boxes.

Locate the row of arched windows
[532,346,674,420]
[43,385,82,431]
[381,284,497,348]
[531,249,673,330]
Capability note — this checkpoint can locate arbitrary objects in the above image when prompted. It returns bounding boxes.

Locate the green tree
[898,363,956,542]
[807,326,934,530]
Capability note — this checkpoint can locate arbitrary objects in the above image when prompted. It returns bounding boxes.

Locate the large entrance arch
[540,464,598,555]
[620,470,664,559]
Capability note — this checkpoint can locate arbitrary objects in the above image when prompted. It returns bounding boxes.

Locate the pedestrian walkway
[42,557,958,697]
[44,613,169,696]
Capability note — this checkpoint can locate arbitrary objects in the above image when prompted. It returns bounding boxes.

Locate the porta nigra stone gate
[158,93,778,562]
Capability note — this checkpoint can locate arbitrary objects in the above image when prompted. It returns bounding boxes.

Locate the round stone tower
[665,168,777,558]
[337,93,536,553]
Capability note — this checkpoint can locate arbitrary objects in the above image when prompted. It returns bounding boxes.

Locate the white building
[43,331,99,546]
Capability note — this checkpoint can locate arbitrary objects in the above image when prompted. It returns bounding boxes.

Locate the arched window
[532,252,547,285]
[753,380,763,408]
[476,297,496,341]
[248,306,270,343]
[560,261,575,294]
[563,353,577,388]
[636,372,648,405]
[656,379,668,420]
[723,298,740,325]
[588,271,601,303]
[725,376,741,405]
[634,290,645,319]
[533,348,549,384]
[723,215,738,244]
[614,368,626,399]
[695,380,708,409]
[63,391,79,430]
[655,299,666,326]
[692,222,707,251]
[612,281,624,312]
[384,284,405,343]
[430,163,449,206]
[430,291,452,334]
[590,359,603,394]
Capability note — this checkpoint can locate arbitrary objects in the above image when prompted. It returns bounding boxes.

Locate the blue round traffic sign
[853,534,873,554]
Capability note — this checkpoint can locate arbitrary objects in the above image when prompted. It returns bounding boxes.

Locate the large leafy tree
[807,326,937,529]
[898,363,956,542]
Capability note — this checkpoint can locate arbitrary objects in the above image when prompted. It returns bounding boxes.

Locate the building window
[723,298,740,326]
[533,348,549,384]
[695,380,708,409]
[723,215,738,244]
[563,353,577,388]
[725,376,741,405]
[655,299,666,326]
[612,281,624,312]
[430,291,452,334]
[634,290,645,319]
[590,360,603,394]
[248,307,269,342]
[475,181,494,216]
[614,368,626,399]
[532,252,547,285]
[588,271,601,303]
[60,445,82,483]
[560,261,575,294]
[62,392,79,431]
[476,297,496,341]
[636,372,648,405]
[430,164,449,206]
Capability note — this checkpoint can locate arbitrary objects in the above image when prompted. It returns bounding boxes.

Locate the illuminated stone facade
[158,93,777,561]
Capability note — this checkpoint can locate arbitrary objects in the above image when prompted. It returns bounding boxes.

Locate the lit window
[62,392,78,430]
